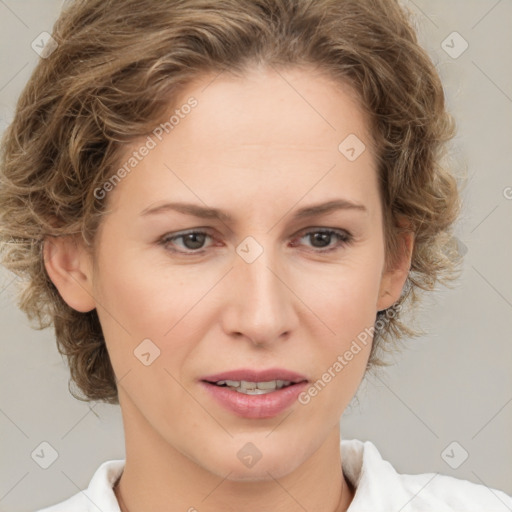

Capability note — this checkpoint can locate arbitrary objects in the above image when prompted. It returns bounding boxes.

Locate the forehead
[170,66,372,155]
[107,66,379,219]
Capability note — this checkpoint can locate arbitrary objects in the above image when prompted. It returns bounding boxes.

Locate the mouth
[203,379,301,395]
[199,368,309,419]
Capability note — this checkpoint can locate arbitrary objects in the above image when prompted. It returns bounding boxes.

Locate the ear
[43,234,96,313]
[377,225,414,312]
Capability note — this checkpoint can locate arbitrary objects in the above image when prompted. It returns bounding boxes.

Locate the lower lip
[200,381,308,419]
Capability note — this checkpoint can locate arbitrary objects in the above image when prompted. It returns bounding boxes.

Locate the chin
[203,441,306,482]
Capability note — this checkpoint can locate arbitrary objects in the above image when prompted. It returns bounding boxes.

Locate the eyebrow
[139,199,367,222]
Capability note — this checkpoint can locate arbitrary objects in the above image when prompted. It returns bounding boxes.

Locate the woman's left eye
[293,229,353,252]
[158,228,353,254]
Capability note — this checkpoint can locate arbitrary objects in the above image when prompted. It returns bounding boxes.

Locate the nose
[220,245,298,347]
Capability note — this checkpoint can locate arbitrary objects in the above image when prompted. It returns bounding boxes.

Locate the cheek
[295,247,384,392]
[92,248,222,394]
[299,272,378,416]
[92,254,201,414]
[315,285,377,378]
[300,255,383,335]
[93,236,188,330]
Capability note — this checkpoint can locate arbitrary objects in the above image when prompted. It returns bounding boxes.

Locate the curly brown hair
[0,0,462,404]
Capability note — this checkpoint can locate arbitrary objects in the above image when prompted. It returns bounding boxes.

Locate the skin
[44,65,413,512]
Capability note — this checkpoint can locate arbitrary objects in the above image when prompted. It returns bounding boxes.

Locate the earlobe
[43,235,96,313]
[377,229,414,312]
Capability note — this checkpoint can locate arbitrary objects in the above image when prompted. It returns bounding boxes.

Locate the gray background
[0,1,511,510]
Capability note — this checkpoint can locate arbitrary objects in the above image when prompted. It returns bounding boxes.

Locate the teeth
[240,380,257,391]
[214,379,292,395]
[256,381,277,390]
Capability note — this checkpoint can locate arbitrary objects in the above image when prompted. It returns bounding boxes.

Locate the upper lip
[201,368,308,383]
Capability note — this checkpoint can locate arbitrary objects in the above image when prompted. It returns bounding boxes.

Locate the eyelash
[158,228,353,255]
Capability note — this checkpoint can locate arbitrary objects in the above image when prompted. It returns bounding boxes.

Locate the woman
[0,0,510,510]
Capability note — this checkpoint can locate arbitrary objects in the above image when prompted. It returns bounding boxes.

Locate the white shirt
[36,438,512,511]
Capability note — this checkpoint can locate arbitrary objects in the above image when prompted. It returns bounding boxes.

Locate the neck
[115,469,353,512]
[114,394,354,512]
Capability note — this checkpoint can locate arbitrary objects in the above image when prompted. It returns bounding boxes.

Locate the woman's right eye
[158,230,214,253]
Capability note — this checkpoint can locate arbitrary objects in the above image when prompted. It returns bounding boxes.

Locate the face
[50,65,410,481]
